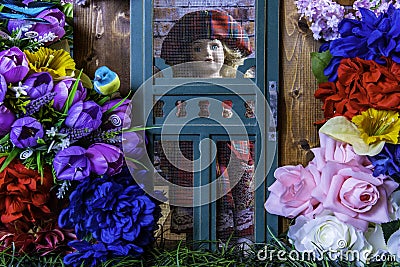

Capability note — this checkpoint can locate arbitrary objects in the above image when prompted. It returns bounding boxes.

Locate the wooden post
[73,1,131,96]
[279,0,323,231]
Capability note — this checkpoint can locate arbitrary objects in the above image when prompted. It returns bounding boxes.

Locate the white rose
[288,214,371,262]
[390,191,400,220]
[387,229,400,262]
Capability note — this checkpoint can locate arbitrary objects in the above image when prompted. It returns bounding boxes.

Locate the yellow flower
[24,47,76,80]
[352,108,400,145]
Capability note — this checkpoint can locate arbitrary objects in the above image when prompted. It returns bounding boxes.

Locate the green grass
[0,238,399,267]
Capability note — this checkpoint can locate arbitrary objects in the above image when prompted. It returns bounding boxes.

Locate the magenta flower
[0,105,16,137]
[52,79,87,111]
[0,47,29,84]
[65,101,102,132]
[53,146,91,181]
[23,72,53,99]
[10,117,44,148]
[85,143,124,176]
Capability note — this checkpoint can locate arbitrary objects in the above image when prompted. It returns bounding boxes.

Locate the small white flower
[46,127,57,137]
[10,82,29,98]
[59,138,70,150]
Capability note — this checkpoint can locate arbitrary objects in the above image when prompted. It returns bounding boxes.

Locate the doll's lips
[204,58,213,62]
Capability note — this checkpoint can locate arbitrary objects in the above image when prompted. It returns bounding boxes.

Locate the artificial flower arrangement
[265,3,400,266]
[295,0,400,41]
[0,1,162,266]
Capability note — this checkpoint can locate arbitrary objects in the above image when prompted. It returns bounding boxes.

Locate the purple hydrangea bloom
[369,144,400,182]
[63,241,109,267]
[10,116,44,148]
[59,168,161,266]
[8,8,66,45]
[23,72,53,99]
[53,146,91,181]
[52,78,87,111]
[325,5,400,81]
[65,100,102,132]
[85,143,124,176]
[0,105,16,137]
[0,47,29,84]
[101,98,131,130]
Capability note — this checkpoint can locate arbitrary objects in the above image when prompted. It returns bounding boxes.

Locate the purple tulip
[53,78,87,111]
[0,74,7,103]
[23,72,53,99]
[53,146,91,181]
[101,98,131,130]
[65,101,102,131]
[10,117,44,148]
[8,9,66,45]
[0,105,16,136]
[0,47,29,84]
[85,143,124,176]
[121,131,146,159]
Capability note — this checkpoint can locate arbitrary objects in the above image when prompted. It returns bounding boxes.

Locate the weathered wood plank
[279,0,323,230]
[73,1,130,95]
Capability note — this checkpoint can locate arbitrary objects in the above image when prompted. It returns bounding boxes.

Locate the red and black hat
[161,10,252,66]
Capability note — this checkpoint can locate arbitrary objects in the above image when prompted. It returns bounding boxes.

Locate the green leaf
[79,71,93,89]
[62,69,83,115]
[104,91,132,115]
[0,148,21,173]
[382,219,400,243]
[125,157,149,170]
[48,39,70,53]
[0,133,9,145]
[36,151,43,181]
[311,50,332,83]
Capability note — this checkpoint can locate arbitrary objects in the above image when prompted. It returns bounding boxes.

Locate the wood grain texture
[73,1,130,95]
[279,0,324,230]
[280,0,323,166]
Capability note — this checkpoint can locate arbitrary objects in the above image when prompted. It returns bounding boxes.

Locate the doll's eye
[194,47,201,52]
[211,44,219,50]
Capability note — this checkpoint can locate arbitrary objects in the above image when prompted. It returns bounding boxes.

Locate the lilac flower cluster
[295,0,345,40]
[295,0,400,41]
[353,0,400,18]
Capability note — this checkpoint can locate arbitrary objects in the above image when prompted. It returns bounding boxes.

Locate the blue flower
[324,5,400,81]
[59,167,161,266]
[369,144,400,182]
[63,241,108,267]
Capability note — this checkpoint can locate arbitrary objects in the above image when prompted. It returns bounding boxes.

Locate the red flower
[0,158,53,224]
[0,221,75,255]
[315,57,400,123]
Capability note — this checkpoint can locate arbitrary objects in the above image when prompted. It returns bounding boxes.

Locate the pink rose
[312,161,399,231]
[310,133,370,171]
[264,164,321,218]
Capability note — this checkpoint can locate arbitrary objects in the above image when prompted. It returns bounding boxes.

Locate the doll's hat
[161,10,252,66]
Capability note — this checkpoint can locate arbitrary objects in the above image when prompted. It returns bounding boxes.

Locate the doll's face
[189,39,224,77]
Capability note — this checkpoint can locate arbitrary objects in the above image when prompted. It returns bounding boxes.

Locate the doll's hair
[161,10,252,67]
[220,43,245,77]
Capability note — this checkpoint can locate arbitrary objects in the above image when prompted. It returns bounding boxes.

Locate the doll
[159,9,254,243]
[160,9,252,78]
